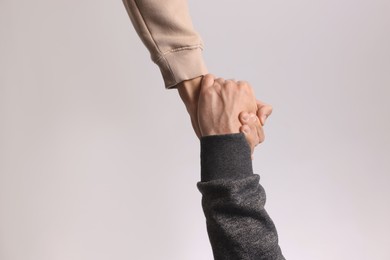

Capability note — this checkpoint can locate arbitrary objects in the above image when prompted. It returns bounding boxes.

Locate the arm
[198,134,284,260]
[197,75,284,259]
[122,0,207,89]
[122,2,270,139]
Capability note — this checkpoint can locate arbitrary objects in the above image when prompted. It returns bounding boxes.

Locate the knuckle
[200,85,214,96]
[224,80,235,88]
[237,80,248,86]
[215,78,225,84]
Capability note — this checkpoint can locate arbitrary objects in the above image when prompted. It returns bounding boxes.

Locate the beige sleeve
[122,0,208,89]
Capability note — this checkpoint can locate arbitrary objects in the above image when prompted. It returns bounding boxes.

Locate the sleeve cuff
[200,133,253,182]
[157,46,208,89]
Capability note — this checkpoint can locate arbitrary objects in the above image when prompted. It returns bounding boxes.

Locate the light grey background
[1,0,389,259]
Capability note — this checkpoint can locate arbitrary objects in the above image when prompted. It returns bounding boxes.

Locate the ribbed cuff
[157,47,208,89]
[200,133,253,182]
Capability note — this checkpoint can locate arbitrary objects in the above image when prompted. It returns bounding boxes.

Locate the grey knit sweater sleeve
[197,133,285,260]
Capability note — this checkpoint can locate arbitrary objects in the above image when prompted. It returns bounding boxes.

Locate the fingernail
[242,113,249,121]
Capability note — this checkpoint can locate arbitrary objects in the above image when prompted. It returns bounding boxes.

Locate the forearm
[122,0,207,88]
[198,134,285,260]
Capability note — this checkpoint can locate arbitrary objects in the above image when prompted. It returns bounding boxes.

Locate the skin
[197,74,258,136]
[178,74,273,154]
[177,76,203,138]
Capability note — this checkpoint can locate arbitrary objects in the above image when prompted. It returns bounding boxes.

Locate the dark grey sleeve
[197,133,285,260]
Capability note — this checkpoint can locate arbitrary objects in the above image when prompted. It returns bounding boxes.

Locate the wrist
[177,76,204,138]
[200,133,252,181]
[177,76,203,120]
[177,76,203,108]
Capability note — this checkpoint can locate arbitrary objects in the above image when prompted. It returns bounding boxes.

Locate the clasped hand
[178,74,273,156]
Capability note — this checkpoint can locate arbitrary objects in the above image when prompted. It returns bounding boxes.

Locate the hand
[177,76,203,138]
[239,101,273,157]
[177,74,273,153]
[197,74,258,136]
[239,100,273,148]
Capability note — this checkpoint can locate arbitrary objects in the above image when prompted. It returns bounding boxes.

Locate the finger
[224,79,236,88]
[240,112,265,147]
[236,80,249,86]
[215,77,225,86]
[256,100,273,115]
[239,111,250,125]
[257,107,272,126]
[239,125,255,156]
[240,112,262,144]
[212,80,222,92]
[249,113,264,144]
[256,100,273,126]
[255,120,265,144]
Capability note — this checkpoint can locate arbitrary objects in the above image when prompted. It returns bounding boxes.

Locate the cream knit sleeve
[122,0,208,89]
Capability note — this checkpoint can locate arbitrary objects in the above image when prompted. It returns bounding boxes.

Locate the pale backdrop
[1,0,389,259]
